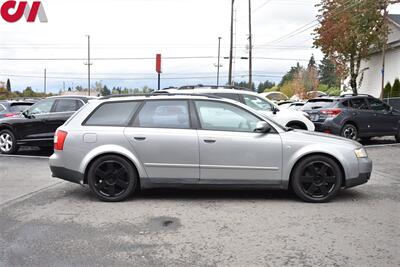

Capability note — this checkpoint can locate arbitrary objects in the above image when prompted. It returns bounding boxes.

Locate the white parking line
[0,154,50,159]
[364,143,400,148]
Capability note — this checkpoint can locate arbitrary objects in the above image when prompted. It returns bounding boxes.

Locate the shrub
[383,82,392,98]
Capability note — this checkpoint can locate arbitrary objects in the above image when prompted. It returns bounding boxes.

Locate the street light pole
[217,37,222,86]
[248,0,253,91]
[44,68,46,94]
[228,0,235,86]
[84,35,92,96]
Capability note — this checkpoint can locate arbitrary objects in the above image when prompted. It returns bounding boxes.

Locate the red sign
[0,1,48,23]
[156,54,162,74]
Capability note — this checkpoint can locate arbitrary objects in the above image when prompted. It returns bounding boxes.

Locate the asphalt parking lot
[0,142,399,266]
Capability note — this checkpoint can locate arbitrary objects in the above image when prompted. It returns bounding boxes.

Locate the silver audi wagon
[49,93,372,202]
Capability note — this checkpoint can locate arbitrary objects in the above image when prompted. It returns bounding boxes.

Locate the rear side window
[302,99,335,110]
[85,101,141,126]
[135,100,190,129]
[350,98,369,110]
[368,97,390,111]
[53,99,83,113]
[9,103,32,112]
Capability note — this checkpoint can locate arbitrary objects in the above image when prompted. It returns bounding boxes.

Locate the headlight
[354,148,368,158]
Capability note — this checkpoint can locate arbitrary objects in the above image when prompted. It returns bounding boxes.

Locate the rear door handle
[203,138,216,143]
[134,136,146,141]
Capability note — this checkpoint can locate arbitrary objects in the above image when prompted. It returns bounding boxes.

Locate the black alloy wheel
[291,155,342,203]
[88,155,137,202]
[341,124,358,140]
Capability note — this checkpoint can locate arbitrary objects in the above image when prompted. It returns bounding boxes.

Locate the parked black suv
[302,94,400,142]
[0,96,93,154]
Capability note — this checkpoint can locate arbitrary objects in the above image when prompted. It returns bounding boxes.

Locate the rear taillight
[320,108,342,117]
[4,113,17,117]
[54,130,68,150]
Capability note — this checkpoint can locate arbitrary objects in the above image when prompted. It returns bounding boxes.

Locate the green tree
[314,0,394,94]
[304,55,319,92]
[231,81,255,91]
[100,85,111,96]
[6,79,11,92]
[383,82,392,98]
[319,55,340,88]
[392,78,400,97]
[279,62,303,86]
[257,80,275,93]
[23,87,36,97]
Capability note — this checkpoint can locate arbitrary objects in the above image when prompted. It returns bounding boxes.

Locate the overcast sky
[1,0,400,93]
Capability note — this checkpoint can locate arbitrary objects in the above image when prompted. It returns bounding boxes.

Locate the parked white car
[162,86,315,131]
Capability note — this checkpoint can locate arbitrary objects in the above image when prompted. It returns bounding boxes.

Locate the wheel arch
[83,152,141,187]
[286,120,307,130]
[288,152,346,189]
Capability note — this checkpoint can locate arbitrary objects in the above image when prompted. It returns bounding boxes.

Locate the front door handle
[203,138,216,143]
[134,136,146,141]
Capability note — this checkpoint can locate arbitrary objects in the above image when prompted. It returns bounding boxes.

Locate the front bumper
[345,157,372,188]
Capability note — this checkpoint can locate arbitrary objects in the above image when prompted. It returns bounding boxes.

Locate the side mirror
[254,121,272,133]
[272,106,279,114]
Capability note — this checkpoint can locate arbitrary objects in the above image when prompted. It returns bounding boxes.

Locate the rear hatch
[302,98,337,122]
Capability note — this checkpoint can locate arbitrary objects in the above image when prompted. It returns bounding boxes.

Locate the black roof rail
[178,84,253,92]
[99,92,223,100]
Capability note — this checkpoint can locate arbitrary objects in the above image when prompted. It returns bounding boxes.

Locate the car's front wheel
[341,124,358,140]
[291,155,342,203]
[0,129,19,154]
[88,155,138,202]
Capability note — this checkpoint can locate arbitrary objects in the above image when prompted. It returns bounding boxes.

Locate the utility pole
[228,0,235,86]
[44,68,47,94]
[380,4,389,100]
[248,0,253,91]
[84,35,92,96]
[217,37,222,86]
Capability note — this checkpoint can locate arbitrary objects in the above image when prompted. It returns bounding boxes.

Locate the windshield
[243,94,275,111]
[302,99,335,110]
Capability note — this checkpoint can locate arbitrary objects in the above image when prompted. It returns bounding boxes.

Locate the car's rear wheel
[341,124,358,140]
[88,155,138,202]
[291,155,342,203]
[0,129,19,154]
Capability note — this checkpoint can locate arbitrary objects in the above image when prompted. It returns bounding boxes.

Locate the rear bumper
[50,166,84,185]
[313,120,342,135]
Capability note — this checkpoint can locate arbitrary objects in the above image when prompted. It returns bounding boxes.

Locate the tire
[0,129,19,154]
[341,124,358,140]
[87,155,138,202]
[395,130,400,143]
[291,155,342,203]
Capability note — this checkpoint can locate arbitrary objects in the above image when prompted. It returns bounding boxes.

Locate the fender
[79,144,148,180]
[281,143,359,188]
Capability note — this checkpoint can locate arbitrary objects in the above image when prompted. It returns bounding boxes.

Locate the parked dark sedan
[0,96,93,154]
[302,94,400,142]
[0,101,34,119]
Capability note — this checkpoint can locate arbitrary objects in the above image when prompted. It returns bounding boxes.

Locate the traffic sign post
[156,54,162,90]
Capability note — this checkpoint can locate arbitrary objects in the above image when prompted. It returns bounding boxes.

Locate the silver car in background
[49,94,372,203]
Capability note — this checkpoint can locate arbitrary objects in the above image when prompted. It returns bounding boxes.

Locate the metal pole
[158,73,161,90]
[44,68,46,94]
[380,6,389,100]
[248,0,253,91]
[87,35,91,96]
[228,0,235,85]
[217,37,222,86]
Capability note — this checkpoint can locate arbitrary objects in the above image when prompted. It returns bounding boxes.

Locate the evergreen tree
[319,55,340,88]
[100,85,111,96]
[383,82,392,98]
[257,80,275,93]
[392,78,400,97]
[6,79,11,92]
[279,62,303,86]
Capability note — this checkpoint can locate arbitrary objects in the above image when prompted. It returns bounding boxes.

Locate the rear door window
[85,101,141,126]
[134,100,190,129]
[350,98,369,110]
